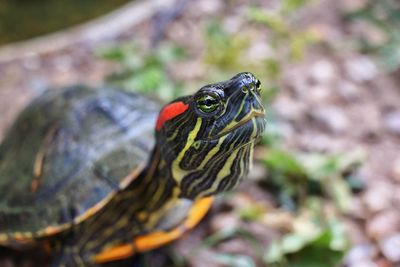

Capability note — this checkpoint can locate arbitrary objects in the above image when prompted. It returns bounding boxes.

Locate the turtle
[0,72,266,266]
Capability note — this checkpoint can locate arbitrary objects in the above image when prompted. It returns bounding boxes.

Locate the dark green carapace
[0,86,157,233]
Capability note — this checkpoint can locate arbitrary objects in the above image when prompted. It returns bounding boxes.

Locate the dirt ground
[0,0,400,266]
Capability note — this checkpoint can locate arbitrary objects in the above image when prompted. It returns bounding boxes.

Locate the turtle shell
[0,86,159,241]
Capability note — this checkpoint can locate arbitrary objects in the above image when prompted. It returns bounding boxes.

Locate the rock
[273,96,306,121]
[260,211,294,231]
[344,56,378,83]
[375,258,392,267]
[246,40,272,61]
[366,210,400,241]
[336,80,361,101]
[392,157,400,182]
[348,260,378,267]
[383,111,400,136]
[379,233,400,262]
[217,238,259,260]
[348,197,368,220]
[52,54,74,72]
[363,182,393,213]
[339,0,368,12]
[310,106,349,133]
[223,16,244,34]
[22,54,41,71]
[345,243,379,266]
[185,250,224,267]
[356,105,382,139]
[210,213,241,233]
[285,72,309,98]
[307,85,332,104]
[309,60,336,84]
[344,220,365,244]
[298,133,344,152]
[193,0,223,15]
[392,187,400,208]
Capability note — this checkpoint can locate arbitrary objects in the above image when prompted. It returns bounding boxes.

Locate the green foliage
[258,149,365,266]
[264,203,349,267]
[262,148,365,211]
[98,43,186,102]
[204,21,250,72]
[345,0,400,71]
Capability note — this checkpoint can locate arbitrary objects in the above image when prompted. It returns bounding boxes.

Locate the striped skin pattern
[0,73,265,266]
[157,72,266,199]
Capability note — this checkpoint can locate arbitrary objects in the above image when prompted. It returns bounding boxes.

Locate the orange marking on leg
[134,228,182,252]
[94,197,213,264]
[94,244,135,264]
[94,244,135,263]
[183,196,213,229]
[135,197,213,252]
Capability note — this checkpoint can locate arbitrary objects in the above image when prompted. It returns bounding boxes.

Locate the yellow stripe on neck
[199,147,240,198]
[171,117,202,185]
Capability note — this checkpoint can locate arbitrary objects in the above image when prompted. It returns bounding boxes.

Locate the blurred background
[1,0,400,266]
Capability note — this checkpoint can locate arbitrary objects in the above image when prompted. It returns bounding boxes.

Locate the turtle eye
[196,94,220,113]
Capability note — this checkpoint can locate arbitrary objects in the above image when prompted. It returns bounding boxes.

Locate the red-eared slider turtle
[0,72,266,266]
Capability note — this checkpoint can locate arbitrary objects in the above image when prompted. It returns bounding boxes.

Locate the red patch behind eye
[156,101,189,131]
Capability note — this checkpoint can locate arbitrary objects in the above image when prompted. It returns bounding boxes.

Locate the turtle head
[155,72,266,199]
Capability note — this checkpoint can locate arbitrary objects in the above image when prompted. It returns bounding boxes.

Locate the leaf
[281,234,308,253]
[264,241,284,263]
[328,177,352,213]
[263,149,306,178]
[286,245,344,267]
[265,224,347,267]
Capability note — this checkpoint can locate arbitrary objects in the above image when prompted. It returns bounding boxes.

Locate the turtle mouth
[205,110,266,141]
